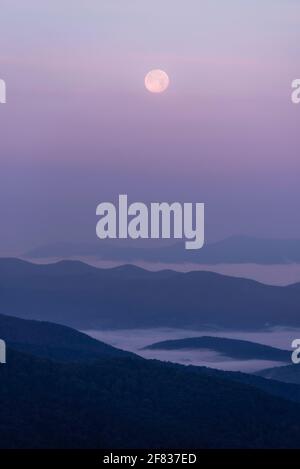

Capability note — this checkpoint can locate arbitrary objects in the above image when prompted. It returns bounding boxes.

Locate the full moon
[145,69,170,94]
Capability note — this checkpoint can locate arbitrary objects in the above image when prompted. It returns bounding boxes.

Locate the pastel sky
[0,0,300,254]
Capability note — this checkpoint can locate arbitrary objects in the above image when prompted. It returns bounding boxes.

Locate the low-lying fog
[85,327,300,373]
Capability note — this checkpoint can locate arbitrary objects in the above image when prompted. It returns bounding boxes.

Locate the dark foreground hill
[0,313,134,362]
[2,348,300,448]
[2,314,300,448]
[144,336,291,362]
[1,258,300,329]
[0,312,298,405]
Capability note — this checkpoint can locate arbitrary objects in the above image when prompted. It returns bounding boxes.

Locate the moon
[145,69,170,94]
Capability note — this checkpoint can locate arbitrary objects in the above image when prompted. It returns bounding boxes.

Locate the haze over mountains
[24,236,300,265]
[1,258,300,330]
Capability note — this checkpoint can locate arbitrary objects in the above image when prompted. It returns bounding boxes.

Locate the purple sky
[0,0,300,255]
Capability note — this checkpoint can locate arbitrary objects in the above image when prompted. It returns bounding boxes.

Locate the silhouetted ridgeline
[144,336,291,362]
[256,364,300,385]
[2,313,300,448]
[0,313,134,362]
[1,258,300,329]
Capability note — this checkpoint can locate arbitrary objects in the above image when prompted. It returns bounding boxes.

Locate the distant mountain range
[1,258,300,330]
[2,313,300,448]
[143,336,291,362]
[24,235,300,264]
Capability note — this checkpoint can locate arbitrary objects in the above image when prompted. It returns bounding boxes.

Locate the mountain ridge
[0,257,300,330]
[143,336,291,362]
[2,346,300,448]
[24,235,300,265]
[0,313,134,362]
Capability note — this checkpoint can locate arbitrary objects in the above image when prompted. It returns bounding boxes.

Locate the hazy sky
[0,0,300,254]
